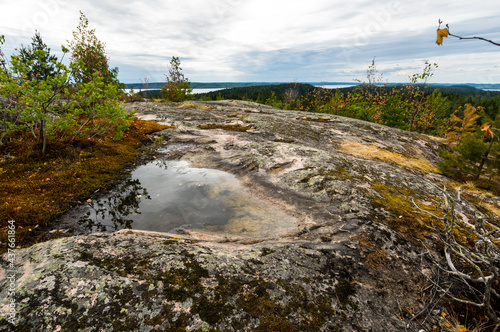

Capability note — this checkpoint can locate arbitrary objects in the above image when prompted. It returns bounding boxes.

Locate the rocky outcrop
[0,100,490,331]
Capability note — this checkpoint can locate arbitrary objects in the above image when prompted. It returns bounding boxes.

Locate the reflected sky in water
[78,159,296,238]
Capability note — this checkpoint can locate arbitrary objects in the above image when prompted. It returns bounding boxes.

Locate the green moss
[254,315,300,331]
[236,283,279,317]
[5,321,33,332]
[335,278,356,307]
[321,236,332,242]
[370,182,441,243]
[112,316,139,331]
[233,278,336,331]
[299,166,349,187]
[192,294,233,325]
[260,247,275,256]
[62,316,88,331]
[79,251,150,277]
[32,244,339,331]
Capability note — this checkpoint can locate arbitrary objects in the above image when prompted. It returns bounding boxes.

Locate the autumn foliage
[296,59,449,134]
[438,103,500,186]
[436,28,449,45]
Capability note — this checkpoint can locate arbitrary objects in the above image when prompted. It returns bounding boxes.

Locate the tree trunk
[40,120,47,155]
[476,138,495,179]
[37,121,42,144]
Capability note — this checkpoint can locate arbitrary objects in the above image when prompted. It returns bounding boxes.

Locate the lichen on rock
[1,100,494,331]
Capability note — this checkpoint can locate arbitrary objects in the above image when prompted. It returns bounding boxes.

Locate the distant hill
[193,83,317,102]
[127,83,500,101]
[123,81,500,97]
[123,82,289,90]
[430,84,500,97]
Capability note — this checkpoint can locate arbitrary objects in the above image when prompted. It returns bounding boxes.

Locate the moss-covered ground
[0,117,171,252]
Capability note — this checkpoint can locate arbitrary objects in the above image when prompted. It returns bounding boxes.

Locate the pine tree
[18,31,58,82]
[67,11,119,85]
[161,56,192,102]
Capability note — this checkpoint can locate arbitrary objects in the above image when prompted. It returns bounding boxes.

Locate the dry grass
[338,140,438,173]
[436,309,492,332]
[177,102,213,110]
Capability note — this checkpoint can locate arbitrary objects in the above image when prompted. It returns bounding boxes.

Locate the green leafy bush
[0,15,130,156]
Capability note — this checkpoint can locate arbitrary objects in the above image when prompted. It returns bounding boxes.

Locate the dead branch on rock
[411,187,500,324]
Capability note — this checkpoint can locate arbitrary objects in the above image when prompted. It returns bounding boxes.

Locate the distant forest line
[132,82,500,104]
[129,82,500,135]
[125,81,500,92]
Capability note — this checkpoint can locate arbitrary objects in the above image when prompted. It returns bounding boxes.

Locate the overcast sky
[1,0,500,84]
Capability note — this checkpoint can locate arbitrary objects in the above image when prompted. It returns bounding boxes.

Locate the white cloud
[1,0,500,83]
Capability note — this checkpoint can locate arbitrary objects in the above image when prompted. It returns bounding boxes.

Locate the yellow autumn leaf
[481,123,494,139]
[457,325,467,332]
[436,28,449,45]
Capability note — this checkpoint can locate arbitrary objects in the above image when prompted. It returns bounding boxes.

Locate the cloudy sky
[1,0,500,84]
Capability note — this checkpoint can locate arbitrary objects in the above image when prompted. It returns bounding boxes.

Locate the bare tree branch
[448,31,500,47]
[411,184,500,323]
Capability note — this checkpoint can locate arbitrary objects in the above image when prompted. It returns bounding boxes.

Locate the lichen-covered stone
[1,100,493,331]
[2,230,425,331]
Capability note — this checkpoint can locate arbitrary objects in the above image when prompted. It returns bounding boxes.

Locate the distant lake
[315,84,357,89]
[123,88,227,95]
[192,88,225,94]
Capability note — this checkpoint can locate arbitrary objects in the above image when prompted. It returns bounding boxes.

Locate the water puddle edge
[68,158,297,239]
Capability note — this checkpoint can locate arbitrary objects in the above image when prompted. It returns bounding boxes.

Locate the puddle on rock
[74,158,297,239]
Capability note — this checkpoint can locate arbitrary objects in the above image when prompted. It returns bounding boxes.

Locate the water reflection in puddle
[78,159,296,238]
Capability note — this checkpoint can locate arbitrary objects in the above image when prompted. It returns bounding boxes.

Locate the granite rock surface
[0,100,489,331]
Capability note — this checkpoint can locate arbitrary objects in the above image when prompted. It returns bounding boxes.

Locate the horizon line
[121,81,500,85]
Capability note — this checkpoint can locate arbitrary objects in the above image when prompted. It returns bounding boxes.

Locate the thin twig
[448,32,500,46]
[442,23,500,46]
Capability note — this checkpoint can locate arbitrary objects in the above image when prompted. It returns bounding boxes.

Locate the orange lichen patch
[337,140,438,173]
[198,123,253,132]
[0,117,170,251]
